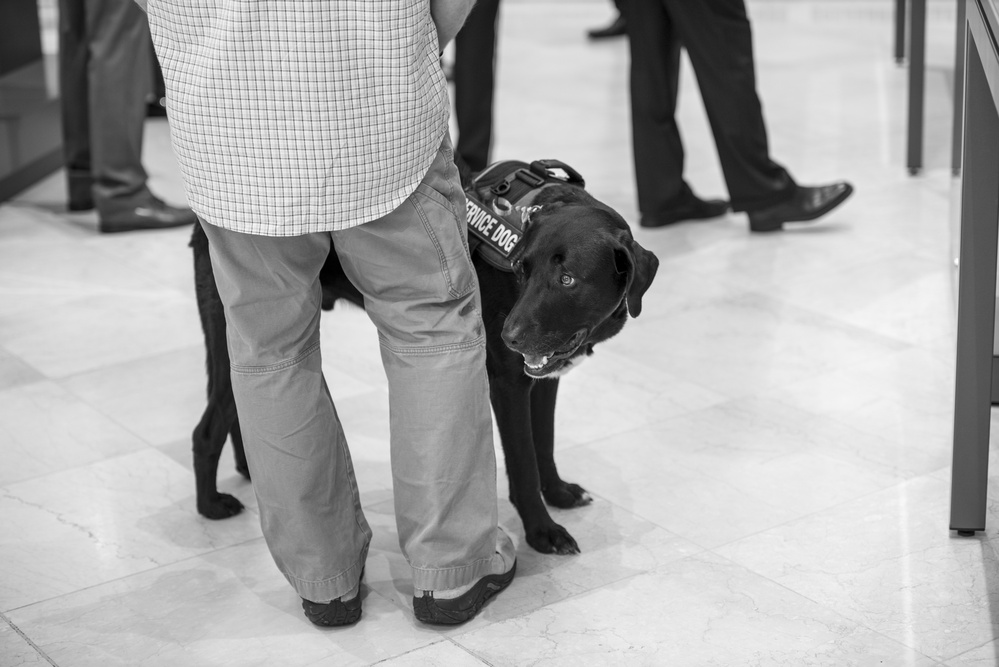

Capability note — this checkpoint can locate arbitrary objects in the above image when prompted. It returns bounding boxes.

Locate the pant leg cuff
[410,554,498,592]
[284,547,368,603]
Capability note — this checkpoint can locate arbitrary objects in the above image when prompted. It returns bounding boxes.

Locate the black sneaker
[413,560,516,625]
[302,592,362,627]
[302,567,364,628]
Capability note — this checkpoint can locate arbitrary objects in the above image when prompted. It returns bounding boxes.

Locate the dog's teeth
[524,354,549,370]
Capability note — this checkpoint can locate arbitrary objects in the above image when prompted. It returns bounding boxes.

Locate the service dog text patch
[466,196,522,257]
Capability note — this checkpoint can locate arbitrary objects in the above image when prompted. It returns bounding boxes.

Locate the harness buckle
[491,167,545,196]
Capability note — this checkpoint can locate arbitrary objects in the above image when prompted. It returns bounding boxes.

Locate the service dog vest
[465,160,585,272]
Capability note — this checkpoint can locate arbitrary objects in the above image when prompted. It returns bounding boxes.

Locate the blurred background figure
[623,0,852,232]
[57,0,195,233]
[587,0,626,40]
[453,0,501,174]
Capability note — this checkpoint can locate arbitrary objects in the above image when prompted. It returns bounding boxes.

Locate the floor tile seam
[551,395,943,516]
[0,610,59,667]
[0,355,47,393]
[706,472,951,557]
[941,636,999,665]
[548,391,732,452]
[568,419,919,517]
[83,237,198,297]
[2,534,267,617]
[5,336,204,386]
[0,203,92,234]
[52,340,204,385]
[759,384,954,476]
[54,343,208,451]
[664,452,917,530]
[0,268,193,311]
[628,278,925,353]
[445,566,657,647]
[782,295,953,351]
[0,438,169,492]
[540,485,711,560]
[750,296,924,353]
[691,549,940,662]
[368,639,466,666]
[754,389,950,479]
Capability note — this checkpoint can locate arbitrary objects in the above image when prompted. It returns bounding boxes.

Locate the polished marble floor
[0,1,991,665]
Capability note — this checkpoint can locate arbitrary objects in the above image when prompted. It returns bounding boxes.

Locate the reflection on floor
[2,1,993,665]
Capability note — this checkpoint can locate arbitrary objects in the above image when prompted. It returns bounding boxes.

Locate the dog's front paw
[527,523,580,555]
[542,481,593,509]
[198,492,244,520]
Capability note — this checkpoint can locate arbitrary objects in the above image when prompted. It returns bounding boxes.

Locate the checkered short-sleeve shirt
[146,1,450,236]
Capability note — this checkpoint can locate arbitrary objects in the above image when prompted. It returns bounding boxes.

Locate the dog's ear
[613,233,659,318]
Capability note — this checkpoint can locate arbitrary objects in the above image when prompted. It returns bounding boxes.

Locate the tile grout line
[1,610,60,667]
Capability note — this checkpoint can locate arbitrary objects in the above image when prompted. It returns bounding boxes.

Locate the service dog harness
[465,160,585,272]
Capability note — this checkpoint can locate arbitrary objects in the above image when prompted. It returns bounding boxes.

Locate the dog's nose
[501,321,525,351]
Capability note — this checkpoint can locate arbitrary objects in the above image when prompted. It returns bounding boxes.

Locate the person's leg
[85,0,195,232]
[623,0,685,216]
[57,0,93,211]
[85,0,152,213]
[330,137,515,620]
[664,0,796,212]
[453,0,500,173]
[201,222,371,618]
[623,0,727,227]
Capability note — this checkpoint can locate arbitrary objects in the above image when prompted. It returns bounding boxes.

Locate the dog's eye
[560,274,574,287]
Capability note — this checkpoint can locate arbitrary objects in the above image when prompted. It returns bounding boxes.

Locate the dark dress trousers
[453,0,501,173]
[623,0,796,217]
[58,0,152,214]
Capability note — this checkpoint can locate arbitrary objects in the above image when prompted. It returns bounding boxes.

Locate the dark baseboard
[0,148,62,204]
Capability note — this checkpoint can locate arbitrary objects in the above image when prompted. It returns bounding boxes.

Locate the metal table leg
[907,0,927,175]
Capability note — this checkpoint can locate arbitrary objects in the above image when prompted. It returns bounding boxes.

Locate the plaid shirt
[146,1,450,236]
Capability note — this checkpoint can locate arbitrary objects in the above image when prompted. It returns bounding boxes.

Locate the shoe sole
[99,219,195,234]
[302,566,364,627]
[303,596,362,627]
[748,185,854,233]
[413,560,517,625]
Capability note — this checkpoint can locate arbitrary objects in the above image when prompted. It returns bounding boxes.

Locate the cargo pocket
[410,177,476,301]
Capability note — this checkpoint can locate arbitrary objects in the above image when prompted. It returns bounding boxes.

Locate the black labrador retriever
[189,161,658,555]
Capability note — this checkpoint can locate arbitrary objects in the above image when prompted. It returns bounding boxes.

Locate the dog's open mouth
[522,330,588,378]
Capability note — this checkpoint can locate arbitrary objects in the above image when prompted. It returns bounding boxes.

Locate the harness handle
[529,160,586,188]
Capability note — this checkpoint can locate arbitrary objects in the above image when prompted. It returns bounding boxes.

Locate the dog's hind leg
[230,419,250,480]
[531,378,593,509]
[191,221,246,520]
[193,344,245,520]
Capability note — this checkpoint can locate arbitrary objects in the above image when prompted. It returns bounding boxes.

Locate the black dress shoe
[747,181,854,232]
[99,198,198,233]
[641,190,729,228]
[587,14,627,39]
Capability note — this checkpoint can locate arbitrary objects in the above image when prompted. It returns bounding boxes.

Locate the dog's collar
[465,160,585,273]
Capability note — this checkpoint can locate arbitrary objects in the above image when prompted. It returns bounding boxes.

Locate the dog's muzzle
[522,329,589,378]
